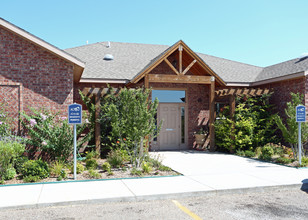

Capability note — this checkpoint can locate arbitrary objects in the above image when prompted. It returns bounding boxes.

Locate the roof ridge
[65,41,170,50]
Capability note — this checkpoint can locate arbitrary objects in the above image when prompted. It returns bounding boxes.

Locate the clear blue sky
[1,0,307,67]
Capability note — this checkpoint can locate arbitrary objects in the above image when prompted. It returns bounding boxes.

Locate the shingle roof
[65,41,308,84]
[65,42,169,80]
[255,56,308,82]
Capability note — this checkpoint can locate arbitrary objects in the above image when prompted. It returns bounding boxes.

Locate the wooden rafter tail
[164,58,180,75]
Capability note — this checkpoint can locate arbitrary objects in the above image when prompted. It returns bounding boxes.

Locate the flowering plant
[21,108,74,161]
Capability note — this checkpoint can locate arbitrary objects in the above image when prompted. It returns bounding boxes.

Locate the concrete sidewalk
[0,151,307,210]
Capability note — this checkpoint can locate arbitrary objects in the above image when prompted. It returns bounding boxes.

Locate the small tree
[275,93,308,159]
[101,87,161,168]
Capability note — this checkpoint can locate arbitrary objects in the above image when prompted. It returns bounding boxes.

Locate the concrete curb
[0,183,303,211]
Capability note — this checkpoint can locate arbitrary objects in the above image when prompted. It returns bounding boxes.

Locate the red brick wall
[0,26,74,131]
[255,77,305,118]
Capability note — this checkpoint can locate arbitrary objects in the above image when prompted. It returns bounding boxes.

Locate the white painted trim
[0,18,85,68]
[225,83,251,87]
[79,78,129,84]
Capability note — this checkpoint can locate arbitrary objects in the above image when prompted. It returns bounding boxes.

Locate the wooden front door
[157,103,181,150]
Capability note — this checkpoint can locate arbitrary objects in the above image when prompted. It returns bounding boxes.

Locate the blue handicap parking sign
[296,105,306,122]
[68,104,82,124]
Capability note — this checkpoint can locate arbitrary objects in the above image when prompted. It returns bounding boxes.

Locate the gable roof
[0,17,85,82]
[65,42,169,82]
[65,41,308,85]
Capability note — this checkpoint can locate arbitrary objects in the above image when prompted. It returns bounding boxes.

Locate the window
[152,90,185,103]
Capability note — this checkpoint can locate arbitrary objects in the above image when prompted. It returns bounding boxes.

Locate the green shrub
[23,175,40,183]
[14,156,29,174]
[158,165,172,171]
[215,94,278,153]
[50,161,65,176]
[0,141,25,179]
[88,169,101,179]
[107,149,126,168]
[85,151,99,160]
[102,162,112,174]
[85,158,98,170]
[259,145,274,161]
[3,167,16,180]
[130,168,143,176]
[276,157,292,164]
[302,157,308,166]
[21,109,76,161]
[141,161,152,174]
[21,160,49,179]
[244,150,255,158]
[69,162,84,174]
[57,169,67,181]
[235,150,245,156]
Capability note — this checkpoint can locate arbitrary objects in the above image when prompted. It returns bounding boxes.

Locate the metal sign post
[296,105,306,166]
[68,103,82,180]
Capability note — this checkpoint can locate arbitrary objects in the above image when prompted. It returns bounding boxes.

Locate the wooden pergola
[215,87,272,118]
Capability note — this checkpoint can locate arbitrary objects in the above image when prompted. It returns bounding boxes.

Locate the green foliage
[57,169,67,181]
[100,87,161,168]
[3,167,16,180]
[0,141,25,179]
[88,169,101,179]
[130,167,143,176]
[21,108,73,161]
[14,156,29,174]
[244,150,255,158]
[259,145,274,161]
[50,161,66,176]
[274,93,308,159]
[302,157,308,166]
[235,150,245,156]
[21,160,49,179]
[102,162,112,175]
[85,158,98,170]
[106,148,127,168]
[69,162,85,174]
[141,161,152,174]
[215,94,278,153]
[0,102,13,137]
[85,151,99,160]
[23,175,40,183]
[276,157,293,164]
[78,90,96,152]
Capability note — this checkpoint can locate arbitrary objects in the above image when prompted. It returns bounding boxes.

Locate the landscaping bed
[1,156,179,186]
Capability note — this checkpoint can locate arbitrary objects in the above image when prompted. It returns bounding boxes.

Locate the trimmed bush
[244,150,255,158]
[107,149,126,168]
[276,157,292,165]
[21,160,49,179]
[3,167,16,180]
[69,162,84,174]
[259,145,274,161]
[85,158,98,170]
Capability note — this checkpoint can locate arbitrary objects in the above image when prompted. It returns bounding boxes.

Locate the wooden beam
[144,74,149,88]
[215,88,272,98]
[179,45,183,74]
[182,60,196,75]
[148,74,212,84]
[209,77,216,152]
[95,91,101,155]
[164,58,180,75]
[229,94,235,153]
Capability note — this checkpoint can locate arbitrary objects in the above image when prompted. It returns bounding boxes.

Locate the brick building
[1,18,308,150]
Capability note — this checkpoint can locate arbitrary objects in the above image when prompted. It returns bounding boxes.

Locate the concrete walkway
[0,151,307,210]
